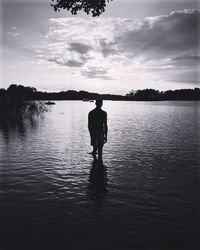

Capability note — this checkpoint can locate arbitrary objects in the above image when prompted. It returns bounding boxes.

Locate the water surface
[0,101,199,250]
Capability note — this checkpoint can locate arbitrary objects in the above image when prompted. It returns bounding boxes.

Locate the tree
[7,84,37,100]
[51,0,113,17]
[127,89,161,101]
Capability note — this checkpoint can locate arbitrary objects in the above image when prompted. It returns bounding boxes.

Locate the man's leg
[90,133,97,157]
[92,145,97,155]
[93,138,97,155]
[92,145,97,160]
[98,145,103,163]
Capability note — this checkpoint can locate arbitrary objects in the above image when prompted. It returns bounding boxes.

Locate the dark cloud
[169,54,200,69]
[172,55,200,62]
[47,57,85,67]
[63,60,85,67]
[82,67,113,80]
[113,9,199,59]
[69,42,92,54]
[45,42,91,68]
[99,39,117,57]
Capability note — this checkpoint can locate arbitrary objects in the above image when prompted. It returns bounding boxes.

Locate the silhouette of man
[88,99,107,162]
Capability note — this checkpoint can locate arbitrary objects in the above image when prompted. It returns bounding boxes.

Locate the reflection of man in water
[88,99,108,162]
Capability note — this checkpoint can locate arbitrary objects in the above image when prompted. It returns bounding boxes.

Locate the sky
[0,0,199,94]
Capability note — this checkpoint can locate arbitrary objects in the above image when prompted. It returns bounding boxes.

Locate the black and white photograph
[0,0,199,249]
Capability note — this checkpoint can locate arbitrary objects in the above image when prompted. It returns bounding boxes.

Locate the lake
[0,101,199,250]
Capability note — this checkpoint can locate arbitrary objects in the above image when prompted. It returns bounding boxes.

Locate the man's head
[95,99,103,109]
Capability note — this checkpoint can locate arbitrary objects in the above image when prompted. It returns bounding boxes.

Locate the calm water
[0,101,199,250]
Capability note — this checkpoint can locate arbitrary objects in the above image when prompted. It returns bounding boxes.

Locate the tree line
[0,84,200,101]
[126,88,200,101]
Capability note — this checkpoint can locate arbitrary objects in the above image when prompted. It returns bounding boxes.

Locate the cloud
[7,26,20,37]
[47,57,85,67]
[116,9,199,58]
[173,55,200,61]
[36,9,199,85]
[82,67,114,80]
[99,39,118,57]
[69,42,92,54]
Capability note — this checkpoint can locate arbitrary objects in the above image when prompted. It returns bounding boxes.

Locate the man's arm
[88,112,92,133]
[104,112,108,143]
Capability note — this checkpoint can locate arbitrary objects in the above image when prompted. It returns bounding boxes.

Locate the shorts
[90,132,104,147]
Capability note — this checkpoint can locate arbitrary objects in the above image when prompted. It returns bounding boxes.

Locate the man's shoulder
[89,108,107,116]
[101,109,107,115]
[89,109,96,115]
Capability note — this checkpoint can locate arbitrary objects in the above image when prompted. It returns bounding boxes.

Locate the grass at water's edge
[0,101,49,132]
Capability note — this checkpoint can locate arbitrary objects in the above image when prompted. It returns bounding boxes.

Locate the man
[88,99,108,162]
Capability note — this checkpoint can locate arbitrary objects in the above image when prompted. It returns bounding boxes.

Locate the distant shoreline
[1,98,200,102]
[0,84,200,101]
